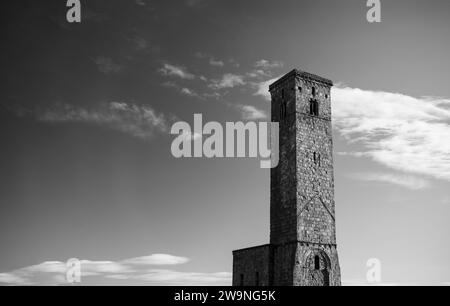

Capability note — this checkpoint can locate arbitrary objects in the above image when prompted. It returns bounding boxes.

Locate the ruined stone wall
[232,245,272,286]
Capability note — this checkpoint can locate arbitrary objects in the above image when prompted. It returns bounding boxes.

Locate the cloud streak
[251,81,450,184]
[159,63,195,80]
[209,74,245,89]
[133,270,231,286]
[0,254,230,286]
[195,53,226,67]
[253,76,280,101]
[332,86,450,182]
[254,59,284,70]
[37,102,171,139]
[238,105,268,120]
[93,57,123,75]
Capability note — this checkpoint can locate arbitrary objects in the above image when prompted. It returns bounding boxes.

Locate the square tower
[232,69,341,286]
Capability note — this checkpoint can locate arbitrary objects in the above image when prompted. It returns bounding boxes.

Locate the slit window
[314,152,321,166]
[312,87,316,97]
[255,272,260,286]
[240,274,244,286]
[314,256,320,270]
[310,99,319,116]
[280,102,287,121]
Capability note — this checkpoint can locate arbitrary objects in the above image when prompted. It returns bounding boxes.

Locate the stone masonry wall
[233,70,341,286]
[294,243,341,286]
[270,77,298,245]
[232,245,272,286]
[295,77,336,245]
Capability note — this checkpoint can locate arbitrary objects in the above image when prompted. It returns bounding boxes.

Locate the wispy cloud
[93,57,123,75]
[254,59,284,70]
[238,105,268,120]
[37,102,171,139]
[228,58,240,68]
[123,30,160,54]
[0,273,30,286]
[251,81,450,184]
[247,61,283,85]
[246,70,270,79]
[253,76,281,101]
[122,254,189,265]
[348,172,431,190]
[157,58,283,102]
[129,36,150,51]
[0,254,230,286]
[162,81,200,98]
[333,86,450,182]
[135,0,146,6]
[133,270,231,286]
[159,63,195,80]
[209,58,225,67]
[180,88,199,97]
[196,53,225,67]
[209,74,245,89]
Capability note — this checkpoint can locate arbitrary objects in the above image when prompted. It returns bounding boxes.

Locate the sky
[1,0,450,286]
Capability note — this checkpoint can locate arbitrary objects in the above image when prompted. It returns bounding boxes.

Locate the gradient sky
[1,0,450,285]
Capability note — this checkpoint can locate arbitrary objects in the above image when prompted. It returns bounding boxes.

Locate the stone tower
[232,69,341,286]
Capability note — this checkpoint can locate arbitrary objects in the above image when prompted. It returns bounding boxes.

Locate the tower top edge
[269,69,333,91]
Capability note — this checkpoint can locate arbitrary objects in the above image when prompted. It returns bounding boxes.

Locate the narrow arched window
[315,256,320,270]
[280,101,287,122]
[314,100,319,116]
[310,99,319,116]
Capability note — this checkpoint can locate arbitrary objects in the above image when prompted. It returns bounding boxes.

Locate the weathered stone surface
[232,245,272,286]
[232,69,341,286]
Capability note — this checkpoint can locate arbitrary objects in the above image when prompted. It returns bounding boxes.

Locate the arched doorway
[305,250,331,286]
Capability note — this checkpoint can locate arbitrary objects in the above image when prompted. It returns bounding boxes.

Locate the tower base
[232,242,341,286]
